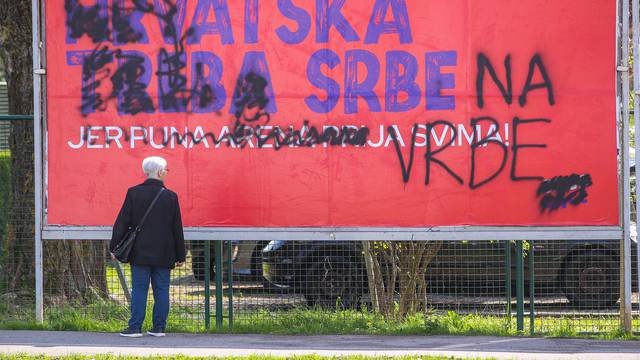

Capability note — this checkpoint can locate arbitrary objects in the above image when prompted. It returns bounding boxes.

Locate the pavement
[1,330,640,359]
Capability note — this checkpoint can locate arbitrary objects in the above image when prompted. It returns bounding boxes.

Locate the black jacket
[110,178,186,269]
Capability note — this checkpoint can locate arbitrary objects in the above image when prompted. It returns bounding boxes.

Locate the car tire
[563,249,619,309]
[303,254,364,309]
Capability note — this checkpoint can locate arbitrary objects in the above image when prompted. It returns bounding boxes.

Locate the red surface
[46,0,619,227]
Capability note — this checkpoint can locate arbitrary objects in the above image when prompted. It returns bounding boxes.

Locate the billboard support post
[32,0,44,324]
[632,0,640,328]
[619,0,633,332]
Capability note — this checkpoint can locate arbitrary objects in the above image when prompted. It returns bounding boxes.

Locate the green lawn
[1,300,638,340]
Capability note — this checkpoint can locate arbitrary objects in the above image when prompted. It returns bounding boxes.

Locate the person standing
[110,156,186,337]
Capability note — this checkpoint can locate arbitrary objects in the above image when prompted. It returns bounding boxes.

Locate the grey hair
[142,156,167,179]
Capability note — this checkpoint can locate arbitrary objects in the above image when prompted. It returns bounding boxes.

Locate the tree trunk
[44,240,108,305]
[0,0,107,303]
[0,0,36,297]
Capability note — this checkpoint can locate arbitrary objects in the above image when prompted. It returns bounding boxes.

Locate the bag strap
[135,188,165,232]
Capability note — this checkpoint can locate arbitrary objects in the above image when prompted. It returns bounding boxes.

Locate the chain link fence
[35,237,640,335]
[0,116,35,321]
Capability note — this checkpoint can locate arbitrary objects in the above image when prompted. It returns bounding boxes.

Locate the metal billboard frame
[32,0,636,327]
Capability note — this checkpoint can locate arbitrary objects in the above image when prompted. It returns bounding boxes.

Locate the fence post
[529,243,535,336]
[215,240,223,329]
[227,240,233,329]
[516,240,524,333]
[204,240,211,330]
[504,240,512,325]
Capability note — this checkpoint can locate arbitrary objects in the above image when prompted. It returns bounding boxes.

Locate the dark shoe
[119,327,142,337]
[147,326,166,337]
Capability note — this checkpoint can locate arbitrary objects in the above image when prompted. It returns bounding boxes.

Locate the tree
[364,241,442,319]
[0,0,107,303]
[0,0,36,297]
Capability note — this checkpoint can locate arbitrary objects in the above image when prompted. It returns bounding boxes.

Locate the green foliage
[2,302,638,341]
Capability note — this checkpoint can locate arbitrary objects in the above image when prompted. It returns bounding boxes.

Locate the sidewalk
[1,330,640,359]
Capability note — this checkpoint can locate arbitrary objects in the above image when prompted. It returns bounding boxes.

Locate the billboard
[45,0,618,228]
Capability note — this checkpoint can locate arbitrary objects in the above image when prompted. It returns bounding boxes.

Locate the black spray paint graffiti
[387,52,590,212]
[80,120,370,149]
[233,71,271,123]
[65,0,110,43]
[389,117,508,189]
[67,0,213,115]
[536,174,593,212]
[476,53,555,109]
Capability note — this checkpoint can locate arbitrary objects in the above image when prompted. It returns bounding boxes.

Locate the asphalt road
[2,330,640,359]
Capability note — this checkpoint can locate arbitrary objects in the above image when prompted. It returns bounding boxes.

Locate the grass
[1,301,638,340]
[1,239,638,340]
[0,356,497,360]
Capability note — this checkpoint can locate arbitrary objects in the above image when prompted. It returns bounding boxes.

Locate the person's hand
[176,261,184,267]
[110,252,116,260]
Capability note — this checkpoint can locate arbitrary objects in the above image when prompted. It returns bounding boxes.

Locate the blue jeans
[129,265,171,330]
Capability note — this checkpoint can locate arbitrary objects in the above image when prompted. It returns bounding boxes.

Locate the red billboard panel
[45,0,618,227]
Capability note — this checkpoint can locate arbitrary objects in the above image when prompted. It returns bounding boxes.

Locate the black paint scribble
[81,45,113,114]
[111,51,155,115]
[232,71,271,122]
[112,0,150,44]
[81,120,369,150]
[157,50,189,112]
[537,174,592,212]
[192,62,216,109]
[65,0,110,43]
[156,7,197,113]
[71,0,214,115]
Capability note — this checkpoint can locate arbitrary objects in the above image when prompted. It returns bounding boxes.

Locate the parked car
[190,240,269,281]
[262,239,638,309]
